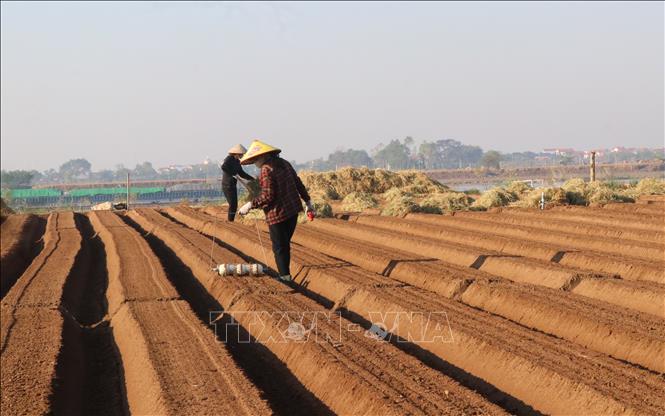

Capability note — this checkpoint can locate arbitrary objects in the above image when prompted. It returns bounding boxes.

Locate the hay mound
[561,178,634,205]
[381,196,419,216]
[628,178,665,197]
[513,188,567,208]
[471,188,517,210]
[419,192,472,214]
[586,182,633,204]
[561,178,588,205]
[299,167,447,200]
[381,187,411,200]
[380,187,419,216]
[505,181,532,197]
[341,192,378,212]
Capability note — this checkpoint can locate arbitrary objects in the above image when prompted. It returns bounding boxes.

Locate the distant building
[543,148,577,156]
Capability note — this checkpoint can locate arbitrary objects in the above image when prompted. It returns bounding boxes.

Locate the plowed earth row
[348,212,664,284]
[205,208,664,370]
[307,214,664,317]
[1,214,46,298]
[603,201,665,216]
[455,209,665,244]
[128,208,505,415]
[1,202,663,415]
[172,206,665,415]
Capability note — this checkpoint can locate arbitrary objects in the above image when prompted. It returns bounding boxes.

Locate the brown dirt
[3,202,664,415]
[1,212,81,415]
[129,208,506,415]
[1,214,46,298]
[170,206,665,415]
[405,213,664,262]
[639,194,665,203]
[603,202,665,216]
[549,205,665,230]
[289,218,665,370]
[456,209,665,244]
[88,210,270,415]
[358,213,664,283]
[322,215,664,316]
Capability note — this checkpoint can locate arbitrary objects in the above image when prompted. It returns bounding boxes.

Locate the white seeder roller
[213,263,264,276]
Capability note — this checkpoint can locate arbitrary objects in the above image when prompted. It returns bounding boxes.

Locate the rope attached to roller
[208,174,269,277]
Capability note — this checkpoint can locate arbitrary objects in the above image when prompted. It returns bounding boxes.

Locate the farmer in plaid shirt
[238,140,314,282]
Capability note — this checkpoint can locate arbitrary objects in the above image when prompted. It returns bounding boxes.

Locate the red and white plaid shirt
[252,157,311,225]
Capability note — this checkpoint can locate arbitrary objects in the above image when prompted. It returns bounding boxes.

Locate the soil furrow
[549,205,665,229]
[289,218,665,370]
[123,210,334,416]
[51,213,128,416]
[351,213,665,284]
[131,208,507,415]
[405,212,664,262]
[1,214,47,298]
[1,212,81,415]
[603,202,665,216]
[88,210,270,416]
[455,209,665,244]
[168,206,665,415]
[301,217,665,317]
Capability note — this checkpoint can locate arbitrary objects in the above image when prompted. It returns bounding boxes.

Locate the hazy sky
[1,1,663,171]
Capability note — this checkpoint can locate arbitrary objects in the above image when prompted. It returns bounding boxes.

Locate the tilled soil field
[1,203,664,415]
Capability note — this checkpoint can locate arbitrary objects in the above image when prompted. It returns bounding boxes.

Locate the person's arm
[251,166,276,209]
[237,166,254,181]
[288,163,311,202]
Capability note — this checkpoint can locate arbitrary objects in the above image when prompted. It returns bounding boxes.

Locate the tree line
[2,137,663,188]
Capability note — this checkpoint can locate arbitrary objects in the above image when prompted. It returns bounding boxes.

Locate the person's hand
[305,200,314,213]
[238,201,253,215]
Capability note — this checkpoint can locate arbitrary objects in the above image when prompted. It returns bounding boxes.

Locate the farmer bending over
[238,140,314,282]
[221,144,255,222]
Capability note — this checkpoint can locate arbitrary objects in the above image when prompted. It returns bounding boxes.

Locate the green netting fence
[8,188,62,198]
[67,187,165,197]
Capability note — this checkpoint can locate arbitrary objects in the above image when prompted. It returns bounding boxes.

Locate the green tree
[59,158,92,181]
[417,139,483,169]
[328,149,373,168]
[480,150,502,170]
[418,141,440,169]
[133,161,158,179]
[114,164,131,181]
[1,170,35,188]
[373,139,411,169]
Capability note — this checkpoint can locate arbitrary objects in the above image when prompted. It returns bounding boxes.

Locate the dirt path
[169,206,665,415]
[1,214,47,298]
[129,208,507,415]
[88,211,269,416]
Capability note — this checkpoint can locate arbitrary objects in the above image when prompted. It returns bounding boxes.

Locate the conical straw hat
[240,140,281,165]
[228,144,247,155]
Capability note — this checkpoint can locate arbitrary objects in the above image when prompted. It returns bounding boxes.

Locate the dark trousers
[268,215,298,276]
[222,186,238,221]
